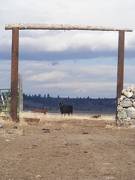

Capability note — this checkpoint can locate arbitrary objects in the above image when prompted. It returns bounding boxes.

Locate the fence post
[10,28,19,122]
[116,30,125,123]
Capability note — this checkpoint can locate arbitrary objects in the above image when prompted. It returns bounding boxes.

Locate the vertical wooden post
[10,28,19,122]
[116,30,125,122]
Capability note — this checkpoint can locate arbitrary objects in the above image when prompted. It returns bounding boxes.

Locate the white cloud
[19,60,117,97]
[0,0,135,54]
[27,71,68,82]
[11,30,133,59]
[1,0,135,28]
[0,0,135,97]
[0,59,135,97]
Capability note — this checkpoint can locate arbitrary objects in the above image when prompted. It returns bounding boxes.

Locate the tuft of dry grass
[19,111,115,121]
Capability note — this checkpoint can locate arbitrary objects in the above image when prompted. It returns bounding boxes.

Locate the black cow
[59,102,73,115]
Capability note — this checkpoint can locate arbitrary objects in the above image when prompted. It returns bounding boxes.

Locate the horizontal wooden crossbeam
[5,24,132,32]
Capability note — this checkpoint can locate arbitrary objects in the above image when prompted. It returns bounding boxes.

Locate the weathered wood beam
[117,30,125,99]
[10,28,19,122]
[116,30,125,123]
[5,24,132,32]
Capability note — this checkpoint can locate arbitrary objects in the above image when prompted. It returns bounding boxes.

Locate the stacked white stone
[117,87,135,125]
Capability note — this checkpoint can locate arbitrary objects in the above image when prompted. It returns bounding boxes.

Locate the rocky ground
[0,113,135,180]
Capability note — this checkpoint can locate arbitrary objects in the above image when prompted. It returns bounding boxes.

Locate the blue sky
[0,0,135,97]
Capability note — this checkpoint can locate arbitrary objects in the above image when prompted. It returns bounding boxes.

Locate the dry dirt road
[0,116,135,180]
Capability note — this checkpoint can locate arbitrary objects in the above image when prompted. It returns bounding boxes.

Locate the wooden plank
[10,28,19,122]
[117,31,125,98]
[5,24,132,32]
[116,30,125,122]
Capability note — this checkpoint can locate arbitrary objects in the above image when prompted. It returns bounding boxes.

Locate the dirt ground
[0,113,135,180]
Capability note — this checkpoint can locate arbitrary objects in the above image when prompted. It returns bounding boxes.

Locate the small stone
[13,126,18,129]
[127,117,131,121]
[42,128,50,133]
[117,105,123,111]
[133,101,135,107]
[122,89,133,98]
[0,123,3,128]
[119,95,126,101]
[5,139,10,142]
[117,110,127,119]
[122,89,126,94]
[132,92,135,99]
[120,99,132,108]
[126,107,135,119]
[36,175,42,178]
[82,132,89,134]
[118,99,121,105]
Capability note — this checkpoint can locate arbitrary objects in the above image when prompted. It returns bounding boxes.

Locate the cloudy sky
[0,0,135,97]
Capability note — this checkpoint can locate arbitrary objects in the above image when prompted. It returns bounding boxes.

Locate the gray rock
[118,96,126,105]
[133,101,135,107]
[120,99,132,108]
[120,95,126,101]
[126,107,135,119]
[117,105,123,111]
[117,110,127,119]
[118,99,121,105]
[132,92,135,99]
[0,123,3,128]
[122,89,133,98]
[126,117,131,121]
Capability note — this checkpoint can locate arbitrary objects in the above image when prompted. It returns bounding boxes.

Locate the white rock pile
[117,87,135,125]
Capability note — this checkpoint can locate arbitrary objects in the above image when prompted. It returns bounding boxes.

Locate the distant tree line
[23,93,116,114]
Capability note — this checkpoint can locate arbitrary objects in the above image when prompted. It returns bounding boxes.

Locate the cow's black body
[59,102,73,115]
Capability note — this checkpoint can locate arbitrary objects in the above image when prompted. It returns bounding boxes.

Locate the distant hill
[23,94,116,114]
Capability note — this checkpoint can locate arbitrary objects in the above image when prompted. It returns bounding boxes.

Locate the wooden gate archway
[5,24,132,122]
